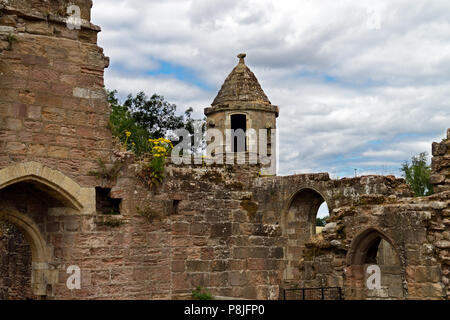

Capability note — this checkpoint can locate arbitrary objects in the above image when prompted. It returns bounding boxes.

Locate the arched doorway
[0,162,93,299]
[346,229,406,300]
[283,188,328,281]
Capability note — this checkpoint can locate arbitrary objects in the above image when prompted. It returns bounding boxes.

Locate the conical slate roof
[212,53,271,106]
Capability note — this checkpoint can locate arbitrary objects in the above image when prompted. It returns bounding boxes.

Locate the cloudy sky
[91,0,450,178]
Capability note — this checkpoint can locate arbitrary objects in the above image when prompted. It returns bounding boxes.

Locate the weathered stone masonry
[1,0,449,300]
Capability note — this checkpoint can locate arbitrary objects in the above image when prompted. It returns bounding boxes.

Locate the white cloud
[91,0,450,177]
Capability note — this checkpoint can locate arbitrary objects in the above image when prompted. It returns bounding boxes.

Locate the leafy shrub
[192,286,213,300]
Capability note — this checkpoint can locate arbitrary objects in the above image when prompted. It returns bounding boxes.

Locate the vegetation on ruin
[6,33,17,51]
[135,137,173,187]
[137,204,164,223]
[191,286,213,300]
[107,90,202,156]
[88,158,123,182]
[401,152,434,196]
[107,90,205,187]
[96,218,125,228]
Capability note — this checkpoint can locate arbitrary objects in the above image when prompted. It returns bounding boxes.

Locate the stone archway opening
[0,163,90,300]
[283,188,327,281]
[346,229,405,300]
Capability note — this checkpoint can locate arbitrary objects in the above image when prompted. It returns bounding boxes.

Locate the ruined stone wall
[0,0,111,187]
[1,0,448,301]
[107,161,285,300]
[431,129,450,193]
[296,130,450,300]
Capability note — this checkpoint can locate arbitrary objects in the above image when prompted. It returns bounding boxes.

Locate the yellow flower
[125,131,131,137]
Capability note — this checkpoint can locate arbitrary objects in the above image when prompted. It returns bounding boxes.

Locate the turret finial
[237,53,246,64]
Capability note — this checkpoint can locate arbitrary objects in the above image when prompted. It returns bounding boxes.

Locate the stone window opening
[95,187,121,215]
[171,200,180,215]
[230,114,247,152]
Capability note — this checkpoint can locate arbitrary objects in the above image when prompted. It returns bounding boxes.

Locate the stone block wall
[0,0,111,188]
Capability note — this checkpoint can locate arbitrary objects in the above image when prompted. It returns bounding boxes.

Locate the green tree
[124,92,190,139]
[107,90,204,155]
[108,90,151,155]
[316,216,328,227]
[400,152,434,196]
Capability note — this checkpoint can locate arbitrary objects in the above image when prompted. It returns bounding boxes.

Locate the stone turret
[204,54,279,173]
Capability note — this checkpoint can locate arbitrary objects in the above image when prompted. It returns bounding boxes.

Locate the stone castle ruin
[0,0,449,300]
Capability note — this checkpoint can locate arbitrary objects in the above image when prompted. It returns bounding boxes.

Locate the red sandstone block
[69,148,87,159]
[52,60,80,74]
[59,125,77,136]
[247,258,265,270]
[0,129,17,142]
[172,261,185,273]
[0,89,19,102]
[172,222,189,235]
[23,119,43,132]
[55,135,79,147]
[110,267,134,283]
[21,55,49,66]
[58,159,82,175]
[91,270,111,286]
[94,128,111,140]
[0,102,13,117]
[16,130,33,144]
[51,83,74,97]
[44,123,61,134]
[201,247,214,260]
[33,133,55,144]
[18,90,36,105]
[76,126,94,138]
[28,144,46,157]
[42,106,65,122]
[29,66,59,83]
[5,141,27,154]
[4,118,23,131]
[172,236,193,247]
[132,267,150,281]
[173,273,191,292]
[27,105,41,119]
[48,146,69,159]
[67,110,90,126]
[12,103,27,118]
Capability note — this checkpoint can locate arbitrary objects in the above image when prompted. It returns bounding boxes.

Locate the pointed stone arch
[345,228,406,299]
[0,162,93,211]
[346,228,401,266]
[0,162,96,297]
